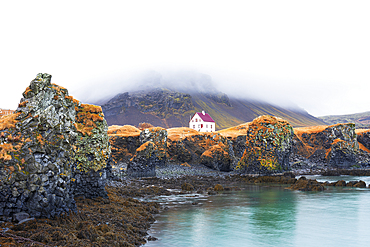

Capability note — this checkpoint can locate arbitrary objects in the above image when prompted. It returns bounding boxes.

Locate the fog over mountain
[78,69,303,112]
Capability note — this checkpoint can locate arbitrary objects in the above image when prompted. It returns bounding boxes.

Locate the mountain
[319,111,370,129]
[100,88,326,130]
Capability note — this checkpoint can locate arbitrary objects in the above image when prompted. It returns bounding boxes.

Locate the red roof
[190,112,215,123]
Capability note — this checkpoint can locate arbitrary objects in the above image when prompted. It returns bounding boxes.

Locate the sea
[144,175,370,247]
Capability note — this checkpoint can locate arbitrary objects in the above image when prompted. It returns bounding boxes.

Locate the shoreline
[2,166,370,246]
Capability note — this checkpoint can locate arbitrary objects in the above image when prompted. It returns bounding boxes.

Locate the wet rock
[181,182,194,191]
[234,115,294,174]
[287,177,325,191]
[334,180,347,187]
[214,184,224,191]
[12,212,30,223]
[353,181,366,188]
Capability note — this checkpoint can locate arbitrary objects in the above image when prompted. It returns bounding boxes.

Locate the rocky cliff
[0,73,111,220]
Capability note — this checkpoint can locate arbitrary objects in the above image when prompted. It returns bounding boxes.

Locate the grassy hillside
[319,111,370,128]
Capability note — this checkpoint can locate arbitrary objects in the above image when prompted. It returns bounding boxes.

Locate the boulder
[287,177,325,191]
[234,115,294,174]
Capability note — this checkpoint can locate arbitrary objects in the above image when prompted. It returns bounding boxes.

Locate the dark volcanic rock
[292,123,365,168]
[200,144,233,171]
[287,177,325,191]
[357,129,370,150]
[234,115,294,174]
[127,142,158,177]
[0,73,111,220]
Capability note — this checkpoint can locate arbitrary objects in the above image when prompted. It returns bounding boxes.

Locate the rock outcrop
[127,142,158,177]
[233,116,294,174]
[167,128,235,171]
[72,103,111,199]
[356,129,370,151]
[0,73,110,220]
[291,123,367,168]
[108,125,141,165]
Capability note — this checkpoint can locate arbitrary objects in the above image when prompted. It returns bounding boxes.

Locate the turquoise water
[145,176,370,247]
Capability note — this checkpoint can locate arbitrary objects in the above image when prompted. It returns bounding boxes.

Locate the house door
[201,124,203,128]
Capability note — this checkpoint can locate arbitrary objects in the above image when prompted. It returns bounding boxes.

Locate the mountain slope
[100,88,326,129]
[319,111,370,128]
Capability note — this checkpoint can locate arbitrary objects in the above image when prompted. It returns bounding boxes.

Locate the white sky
[1,0,369,117]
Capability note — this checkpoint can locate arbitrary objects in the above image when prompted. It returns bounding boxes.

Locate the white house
[189,111,215,132]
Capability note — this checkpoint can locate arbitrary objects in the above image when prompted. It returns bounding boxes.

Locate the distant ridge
[100,88,326,130]
[319,111,370,129]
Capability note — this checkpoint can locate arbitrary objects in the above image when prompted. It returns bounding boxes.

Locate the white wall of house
[189,113,215,132]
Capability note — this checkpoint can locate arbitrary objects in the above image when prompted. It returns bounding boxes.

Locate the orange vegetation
[74,103,105,136]
[167,127,199,141]
[136,141,155,152]
[0,113,20,131]
[108,125,141,136]
[355,129,370,134]
[138,122,154,130]
[201,144,228,158]
[217,123,250,139]
[359,143,370,153]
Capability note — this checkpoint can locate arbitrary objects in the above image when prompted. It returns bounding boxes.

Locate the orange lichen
[18,101,28,108]
[53,95,59,100]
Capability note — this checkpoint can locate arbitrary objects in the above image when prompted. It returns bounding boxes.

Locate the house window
[193,125,195,128]
[206,125,208,128]
[195,119,198,122]
[198,124,201,128]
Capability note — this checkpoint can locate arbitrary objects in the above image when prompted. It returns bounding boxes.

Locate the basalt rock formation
[356,129,370,151]
[167,128,235,171]
[291,123,369,168]
[127,142,158,177]
[233,116,294,174]
[0,73,110,220]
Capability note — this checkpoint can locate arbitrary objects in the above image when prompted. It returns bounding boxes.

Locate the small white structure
[189,111,215,132]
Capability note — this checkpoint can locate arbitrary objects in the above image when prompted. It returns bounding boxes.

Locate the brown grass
[108,125,141,136]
